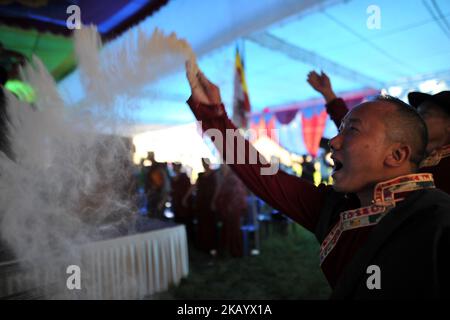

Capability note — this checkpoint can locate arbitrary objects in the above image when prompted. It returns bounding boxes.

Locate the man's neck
[356,188,374,207]
[356,171,425,207]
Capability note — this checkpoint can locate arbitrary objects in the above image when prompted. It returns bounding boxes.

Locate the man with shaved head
[185,61,450,299]
[307,71,450,195]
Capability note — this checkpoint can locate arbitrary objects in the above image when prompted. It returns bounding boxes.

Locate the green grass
[154,223,331,300]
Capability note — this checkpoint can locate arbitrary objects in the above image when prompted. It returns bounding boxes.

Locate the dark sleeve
[325,98,349,129]
[162,169,171,194]
[437,227,450,298]
[187,96,330,232]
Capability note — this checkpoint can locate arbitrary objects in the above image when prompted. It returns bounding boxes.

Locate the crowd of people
[135,152,250,258]
[136,148,335,258]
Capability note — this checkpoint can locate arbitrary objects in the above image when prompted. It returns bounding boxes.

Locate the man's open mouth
[332,159,343,174]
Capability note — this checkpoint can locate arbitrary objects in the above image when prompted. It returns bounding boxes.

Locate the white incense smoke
[0,26,196,299]
[74,25,195,107]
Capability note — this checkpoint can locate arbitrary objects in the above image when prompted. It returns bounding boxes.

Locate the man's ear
[384,143,411,167]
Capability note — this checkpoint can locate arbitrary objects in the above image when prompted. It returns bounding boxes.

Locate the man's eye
[350,126,359,131]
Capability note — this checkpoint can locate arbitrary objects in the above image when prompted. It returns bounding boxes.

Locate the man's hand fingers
[307,73,320,87]
[186,60,197,87]
[186,61,221,104]
[309,71,319,81]
[197,71,219,93]
[196,70,222,104]
[320,71,330,82]
[197,71,213,89]
[186,60,200,86]
[186,60,210,104]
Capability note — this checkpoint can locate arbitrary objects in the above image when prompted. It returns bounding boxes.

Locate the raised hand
[307,71,337,103]
[307,71,331,93]
[186,59,222,105]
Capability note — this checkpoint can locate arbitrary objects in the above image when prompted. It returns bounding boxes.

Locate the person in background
[0,42,26,80]
[407,91,450,194]
[171,162,194,239]
[214,164,247,257]
[145,152,171,219]
[186,158,220,256]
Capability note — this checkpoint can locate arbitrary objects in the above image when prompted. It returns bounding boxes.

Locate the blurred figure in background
[171,162,193,240]
[186,158,220,256]
[408,91,450,194]
[145,151,171,219]
[301,155,315,184]
[0,42,26,80]
[214,164,247,257]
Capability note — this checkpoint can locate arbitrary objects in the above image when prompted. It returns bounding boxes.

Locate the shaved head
[375,95,428,167]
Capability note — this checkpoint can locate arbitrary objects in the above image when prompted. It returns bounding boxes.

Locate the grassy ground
[153,223,331,300]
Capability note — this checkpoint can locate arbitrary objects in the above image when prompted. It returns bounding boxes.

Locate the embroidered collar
[372,173,435,206]
[320,173,435,265]
[420,144,450,168]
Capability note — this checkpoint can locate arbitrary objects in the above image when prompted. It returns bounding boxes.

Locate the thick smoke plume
[0,26,196,299]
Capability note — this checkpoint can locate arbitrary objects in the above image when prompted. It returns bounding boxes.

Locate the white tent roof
[58,0,450,131]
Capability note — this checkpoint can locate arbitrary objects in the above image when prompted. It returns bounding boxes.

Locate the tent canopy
[0,0,168,79]
[3,0,450,129]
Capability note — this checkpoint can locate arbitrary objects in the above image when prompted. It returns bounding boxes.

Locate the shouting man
[186,61,450,299]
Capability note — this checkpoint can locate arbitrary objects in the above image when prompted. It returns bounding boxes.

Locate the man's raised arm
[185,60,330,232]
[307,71,349,128]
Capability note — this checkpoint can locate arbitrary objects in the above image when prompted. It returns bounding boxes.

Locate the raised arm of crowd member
[185,60,336,233]
[307,71,349,128]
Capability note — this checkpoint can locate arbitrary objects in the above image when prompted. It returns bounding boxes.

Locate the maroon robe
[325,97,349,128]
[171,173,192,220]
[194,170,219,252]
[216,171,247,257]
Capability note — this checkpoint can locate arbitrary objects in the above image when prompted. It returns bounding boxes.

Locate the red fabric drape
[249,115,278,143]
[266,116,278,143]
[302,109,328,157]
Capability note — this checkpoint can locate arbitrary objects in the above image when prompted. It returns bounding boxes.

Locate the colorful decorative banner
[249,113,278,143]
[248,89,379,157]
[301,107,328,157]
